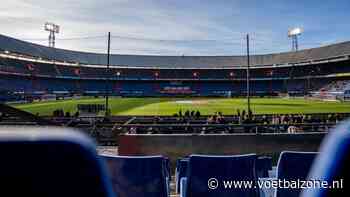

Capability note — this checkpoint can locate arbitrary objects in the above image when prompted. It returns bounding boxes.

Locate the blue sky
[1,0,349,55]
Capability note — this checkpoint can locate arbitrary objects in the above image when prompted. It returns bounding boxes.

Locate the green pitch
[11,97,350,116]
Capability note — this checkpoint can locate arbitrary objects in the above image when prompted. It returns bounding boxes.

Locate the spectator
[207,116,214,124]
[178,109,183,117]
[190,110,195,117]
[195,110,201,119]
[236,109,241,117]
[184,110,190,117]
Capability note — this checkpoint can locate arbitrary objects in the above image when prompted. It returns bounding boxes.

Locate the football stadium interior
[1,14,350,196]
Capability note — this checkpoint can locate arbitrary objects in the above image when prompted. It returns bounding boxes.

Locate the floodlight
[288,27,303,37]
[288,27,303,51]
[45,22,60,33]
[44,22,60,47]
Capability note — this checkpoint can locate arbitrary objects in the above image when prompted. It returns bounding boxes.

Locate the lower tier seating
[0,121,349,197]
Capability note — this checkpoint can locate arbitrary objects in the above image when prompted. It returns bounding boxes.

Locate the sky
[1,0,350,56]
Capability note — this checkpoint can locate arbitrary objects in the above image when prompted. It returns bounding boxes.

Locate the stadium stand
[0,121,348,196]
[101,155,170,197]
[0,33,350,99]
[0,127,115,197]
[319,80,350,92]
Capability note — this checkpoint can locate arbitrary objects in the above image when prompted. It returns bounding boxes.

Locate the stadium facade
[1,34,350,101]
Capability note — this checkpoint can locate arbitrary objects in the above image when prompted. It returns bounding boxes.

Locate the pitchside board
[118,133,326,164]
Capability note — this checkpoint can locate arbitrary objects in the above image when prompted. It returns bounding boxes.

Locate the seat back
[102,155,168,197]
[186,154,258,197]
[0,127,114,197]
[276,151,318,197]
[301,120,350,197]
[256,156,272,178]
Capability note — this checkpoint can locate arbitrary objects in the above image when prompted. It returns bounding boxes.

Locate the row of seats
[175,156,273,194]
[0,73,328,95]
[175,152,315,197]
[0,123,349,197]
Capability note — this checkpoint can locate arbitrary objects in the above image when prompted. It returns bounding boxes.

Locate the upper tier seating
[101,155,170,197]
[1,34,350,67]
[275,151,318,197]
[180,154,258,197]
[2,55,350,81]
[301,120,350,197]
[0,127,115,197]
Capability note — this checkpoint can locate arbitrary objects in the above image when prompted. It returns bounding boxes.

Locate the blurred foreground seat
[101,155,170,197]
[302,121,350,197]
[180,154,258,197]
[0,127,115,197]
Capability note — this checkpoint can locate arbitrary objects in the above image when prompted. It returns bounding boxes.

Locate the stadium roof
[1,34,350,68]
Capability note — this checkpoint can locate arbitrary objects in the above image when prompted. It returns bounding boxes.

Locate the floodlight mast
[44,22,60,48]
[288,28,302,52]
[246,34,251,117]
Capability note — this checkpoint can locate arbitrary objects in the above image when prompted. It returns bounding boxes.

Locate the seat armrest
[180,177,187,197]
[175,170,179,193]
[268,167,277,178]
[166,176,170,197]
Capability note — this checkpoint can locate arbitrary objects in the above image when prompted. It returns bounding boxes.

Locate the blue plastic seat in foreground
[256,156,272,178]
[276,151,318,197]
[180,154,258,197]
[102,155,169,197]
[301,120,350,197]
[176,158,189,194]
[0,127,115,197]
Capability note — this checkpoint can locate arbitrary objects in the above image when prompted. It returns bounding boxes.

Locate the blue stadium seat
[176,157,189,194]
[180,154,258,197]
[256,156,272,178]
[301,120,350,197]
[0,127,115,197]
[276,151,318,197]
[101,155,169,197]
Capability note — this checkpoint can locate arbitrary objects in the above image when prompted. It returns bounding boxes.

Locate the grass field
[11,97,350,116]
